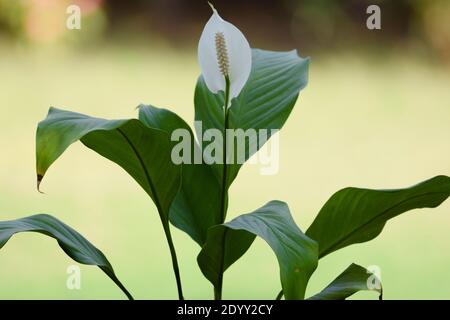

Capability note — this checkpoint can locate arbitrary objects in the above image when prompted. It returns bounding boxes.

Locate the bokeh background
[1,0,449,299]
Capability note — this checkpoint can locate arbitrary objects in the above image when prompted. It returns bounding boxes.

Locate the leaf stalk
[215,75,231,300]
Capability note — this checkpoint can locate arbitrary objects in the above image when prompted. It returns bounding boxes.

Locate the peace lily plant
[1,4,449,300]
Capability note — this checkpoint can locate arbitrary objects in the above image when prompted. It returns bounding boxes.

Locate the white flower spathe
[198,3,252,102]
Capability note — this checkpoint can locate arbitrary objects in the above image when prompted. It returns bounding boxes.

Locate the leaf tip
[37,174,45,194]
[207,1,217,13]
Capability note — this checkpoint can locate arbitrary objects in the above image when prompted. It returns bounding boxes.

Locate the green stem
[115,278,134,300]
[214,287,221,300]
[220,75,231,223]
[101,267,134,300]
[214,228,228,300]
[121,286,134,300]
[215,75,231,300]
[116,128,184,300]
[163,223,184,300]
[276,290,284,300]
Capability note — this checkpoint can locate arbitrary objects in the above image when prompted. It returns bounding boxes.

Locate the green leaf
[37,107,186,299]
[138,105,223,245]
[0,214,132,299]
[308,263,382,300]
[36,107,181,225]
[306,175,450,258]
[197,201,318,300]
[195,49,309,188]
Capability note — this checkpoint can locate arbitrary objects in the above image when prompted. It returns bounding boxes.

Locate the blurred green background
[0,0,449,299]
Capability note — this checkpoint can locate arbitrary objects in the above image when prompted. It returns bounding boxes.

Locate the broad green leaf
[306,175,450,258]
[36,107,181,225]
[138,105,223,245]
[308,263,382,300]
[195,49,309,190]
[197,201,318,300]
[0,214,132,299]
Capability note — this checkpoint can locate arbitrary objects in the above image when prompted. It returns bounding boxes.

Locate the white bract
[198,3,252,103]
